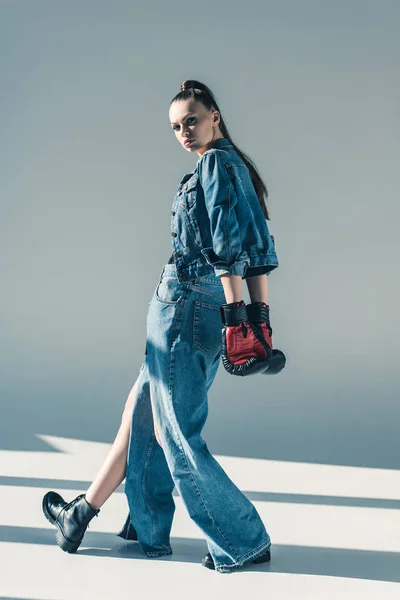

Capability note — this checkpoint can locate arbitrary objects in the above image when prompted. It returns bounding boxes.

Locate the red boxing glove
[219,300,273,376]
[246,301,286,375]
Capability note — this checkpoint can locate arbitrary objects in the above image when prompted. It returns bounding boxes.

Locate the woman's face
[169,99,223,157]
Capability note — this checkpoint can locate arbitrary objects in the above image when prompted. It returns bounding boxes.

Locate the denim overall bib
[124,139,276,573]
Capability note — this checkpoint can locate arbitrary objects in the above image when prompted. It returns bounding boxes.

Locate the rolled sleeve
[198,151,250,278]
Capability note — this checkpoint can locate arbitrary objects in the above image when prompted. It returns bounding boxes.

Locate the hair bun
[181,80,200,92]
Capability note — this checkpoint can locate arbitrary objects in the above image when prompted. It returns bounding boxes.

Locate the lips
[184,139,194,146]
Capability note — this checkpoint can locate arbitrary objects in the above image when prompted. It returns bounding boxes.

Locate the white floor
[1,434,400,600]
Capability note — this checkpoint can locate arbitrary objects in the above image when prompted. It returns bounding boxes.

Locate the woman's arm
[220,273,268,304]
[245,273,268,304]
[220,274,243,303]
[197,152,250,279]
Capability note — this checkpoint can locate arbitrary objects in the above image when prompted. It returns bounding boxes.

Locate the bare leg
[84,377,139,510]
[85,372,162,511]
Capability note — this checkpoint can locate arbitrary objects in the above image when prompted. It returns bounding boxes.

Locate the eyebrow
[170,113,195,125]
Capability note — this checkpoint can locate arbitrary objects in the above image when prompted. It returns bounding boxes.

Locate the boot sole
[202,549,271,570]
[42,493,82,553]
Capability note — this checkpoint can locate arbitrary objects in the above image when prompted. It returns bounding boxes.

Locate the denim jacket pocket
[180,172,199,211]
[193,300,223,355]
[179,175,202,246]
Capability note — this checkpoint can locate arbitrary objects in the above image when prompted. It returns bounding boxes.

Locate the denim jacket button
[178,273,186,280]
[183,184,188,190]
[174,252,181,258]
[171,210,175,215]
[171,232,177,237]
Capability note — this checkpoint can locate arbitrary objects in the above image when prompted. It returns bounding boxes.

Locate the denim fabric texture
[169,138,279,280]
[124,264,272,573]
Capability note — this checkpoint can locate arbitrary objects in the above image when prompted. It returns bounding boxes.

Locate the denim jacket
[168,138,279,281]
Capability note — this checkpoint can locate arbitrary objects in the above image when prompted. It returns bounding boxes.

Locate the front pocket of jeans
[155,277,184,304]
[193,301,222,355]
[188,282,225,302]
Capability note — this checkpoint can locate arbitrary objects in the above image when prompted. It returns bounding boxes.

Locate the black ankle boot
[42,491,100,553]
[201,548,271,570]
[116,512,138,541]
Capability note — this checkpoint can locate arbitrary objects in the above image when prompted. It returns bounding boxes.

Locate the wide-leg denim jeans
[124,263,271,573]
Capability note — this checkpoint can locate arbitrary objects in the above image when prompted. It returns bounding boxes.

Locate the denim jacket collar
[209,138,232,149]
[192,139,232,172]
[196,138,232,160]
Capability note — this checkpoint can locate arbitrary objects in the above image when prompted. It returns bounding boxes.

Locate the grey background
[1,0,399,469]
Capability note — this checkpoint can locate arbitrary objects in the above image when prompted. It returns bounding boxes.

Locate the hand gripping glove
[246,301,286,375]
[219,300,275,376]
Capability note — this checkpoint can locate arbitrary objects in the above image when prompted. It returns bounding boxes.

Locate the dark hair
[170,79,271,220]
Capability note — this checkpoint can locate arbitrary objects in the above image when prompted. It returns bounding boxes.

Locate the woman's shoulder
[197,146,227,164]
[196,147,234,176]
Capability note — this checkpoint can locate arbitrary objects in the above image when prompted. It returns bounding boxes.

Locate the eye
[172,117,196,131]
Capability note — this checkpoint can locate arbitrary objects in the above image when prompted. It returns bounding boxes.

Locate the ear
[213,110,220,126]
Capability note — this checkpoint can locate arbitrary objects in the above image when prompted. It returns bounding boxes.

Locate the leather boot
[42,491,100,553]
[116,512,138,541]
[201,548,271,570]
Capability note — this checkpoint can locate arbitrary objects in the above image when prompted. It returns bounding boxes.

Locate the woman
[42,79,283,573]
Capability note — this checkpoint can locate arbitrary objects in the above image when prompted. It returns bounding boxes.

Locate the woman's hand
[246,301,286,375]
[219,300,273,376]
[219,300,286,376]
